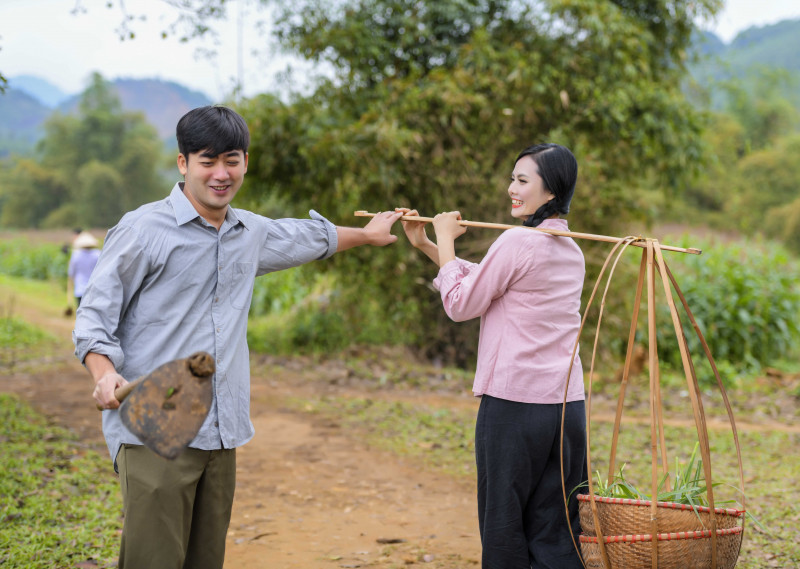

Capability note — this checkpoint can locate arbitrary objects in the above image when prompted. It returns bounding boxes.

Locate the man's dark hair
[176,105,250,158]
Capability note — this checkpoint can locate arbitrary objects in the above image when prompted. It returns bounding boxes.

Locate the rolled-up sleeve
[255,210,338,275]
[72,224,149,369]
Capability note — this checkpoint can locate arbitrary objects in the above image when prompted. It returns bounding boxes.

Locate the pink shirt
[433,218,585,404]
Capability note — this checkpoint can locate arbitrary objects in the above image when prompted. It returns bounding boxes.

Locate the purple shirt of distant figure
[68,231,101,303]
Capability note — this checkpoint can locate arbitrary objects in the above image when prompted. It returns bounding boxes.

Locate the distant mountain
[0,77,212,157]
[693,30,726,58]
[0,88,51,156]
[8,75,68,108]
[57,78,212,140]
[691,19,800,109]
[728,19,800,72]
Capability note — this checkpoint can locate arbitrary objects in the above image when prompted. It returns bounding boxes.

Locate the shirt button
[214,421,219,427]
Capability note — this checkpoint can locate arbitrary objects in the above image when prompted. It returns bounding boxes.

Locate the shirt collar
[170,182,247,230]
[538,217,569,231]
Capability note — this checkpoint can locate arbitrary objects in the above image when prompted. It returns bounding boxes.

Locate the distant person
[66,231,100,313]
[73,105,402,569]
[397,143,587,569]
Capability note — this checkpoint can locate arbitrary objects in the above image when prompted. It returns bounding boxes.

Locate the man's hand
[85,352,127,410]
[336,210,403,251]
[362,210,403,246]
[93,372,128,410]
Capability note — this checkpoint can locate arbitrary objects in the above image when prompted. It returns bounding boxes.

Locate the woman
[398,143,586,569]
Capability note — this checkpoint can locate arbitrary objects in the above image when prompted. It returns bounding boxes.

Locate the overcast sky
[2,0,800,102]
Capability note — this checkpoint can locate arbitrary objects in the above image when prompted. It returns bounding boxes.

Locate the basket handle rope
[560,236,639,569]
[652,242,719,565]
[661,261,747,558]
[607,251,646,484]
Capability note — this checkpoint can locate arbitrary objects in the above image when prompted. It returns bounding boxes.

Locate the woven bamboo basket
[558,238,746,569]
[577,495,744,569]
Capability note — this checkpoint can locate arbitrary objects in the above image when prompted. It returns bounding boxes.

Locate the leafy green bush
[247,263,425,355]
[656,237,800,378]
[0,239,68,281]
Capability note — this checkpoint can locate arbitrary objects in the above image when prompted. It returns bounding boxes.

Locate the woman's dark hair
[515,143,578,227]
[176,105,250,158]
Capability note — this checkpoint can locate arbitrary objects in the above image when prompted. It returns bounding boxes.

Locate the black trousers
[475,395,587,569]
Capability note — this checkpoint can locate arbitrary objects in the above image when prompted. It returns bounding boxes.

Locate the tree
[44,0,724,362]
[719,67,800,152]
[0,73,165,228]
[231,0,722,362]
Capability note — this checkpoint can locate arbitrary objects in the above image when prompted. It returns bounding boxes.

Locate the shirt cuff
[432,259,462,291]
[72,331,125,371]
[309,209,338,259]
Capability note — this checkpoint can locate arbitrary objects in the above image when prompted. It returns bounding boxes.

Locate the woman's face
[508,155,555,221]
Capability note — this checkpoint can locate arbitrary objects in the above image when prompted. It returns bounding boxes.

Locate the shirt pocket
[230,262,256,310]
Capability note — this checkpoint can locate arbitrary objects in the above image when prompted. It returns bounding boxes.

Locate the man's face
[177,149,248,224]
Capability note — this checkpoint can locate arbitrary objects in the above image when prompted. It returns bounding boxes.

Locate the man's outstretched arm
[335,210,403,252]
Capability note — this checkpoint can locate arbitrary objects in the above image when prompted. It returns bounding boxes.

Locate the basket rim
[577,493,744,517]
[579,526,744,544]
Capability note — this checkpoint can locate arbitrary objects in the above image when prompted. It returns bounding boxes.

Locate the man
[73,105,402,568]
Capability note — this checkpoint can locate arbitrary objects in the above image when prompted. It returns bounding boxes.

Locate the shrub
[247,264,420,354]
[656,236,800,379]
[0,239,68,281]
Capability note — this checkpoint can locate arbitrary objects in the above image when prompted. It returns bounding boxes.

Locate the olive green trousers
[116,444,236,569]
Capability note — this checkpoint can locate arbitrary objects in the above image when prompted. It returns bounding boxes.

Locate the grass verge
[0,394,122,568]
[0,315,58,369]
[288,388,800,569]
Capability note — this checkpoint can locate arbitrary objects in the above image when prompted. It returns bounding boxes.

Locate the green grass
[0,274,69,369]
[0,394,122,568]
[0,273,68,315]
[289,388,800,569]
[0,315,58,369]
[293,396,477,477]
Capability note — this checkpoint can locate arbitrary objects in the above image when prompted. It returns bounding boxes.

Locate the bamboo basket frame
[559,237,747,569]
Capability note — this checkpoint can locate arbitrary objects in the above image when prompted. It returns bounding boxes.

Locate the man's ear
[177,153,188,176]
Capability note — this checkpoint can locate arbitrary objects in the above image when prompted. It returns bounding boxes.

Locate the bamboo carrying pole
[354,211,702,255]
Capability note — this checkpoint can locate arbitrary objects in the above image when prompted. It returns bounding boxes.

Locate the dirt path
[0,295,482,568]
[1,362,483,569]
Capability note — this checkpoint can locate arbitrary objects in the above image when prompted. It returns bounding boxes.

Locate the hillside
[0,77,212,156]
[0,89,51,156]
[691,19,800,109]
[57,78,212,140]
[8,75,68,107]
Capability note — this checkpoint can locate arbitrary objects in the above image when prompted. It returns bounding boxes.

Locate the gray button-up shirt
[73,183,338,464]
